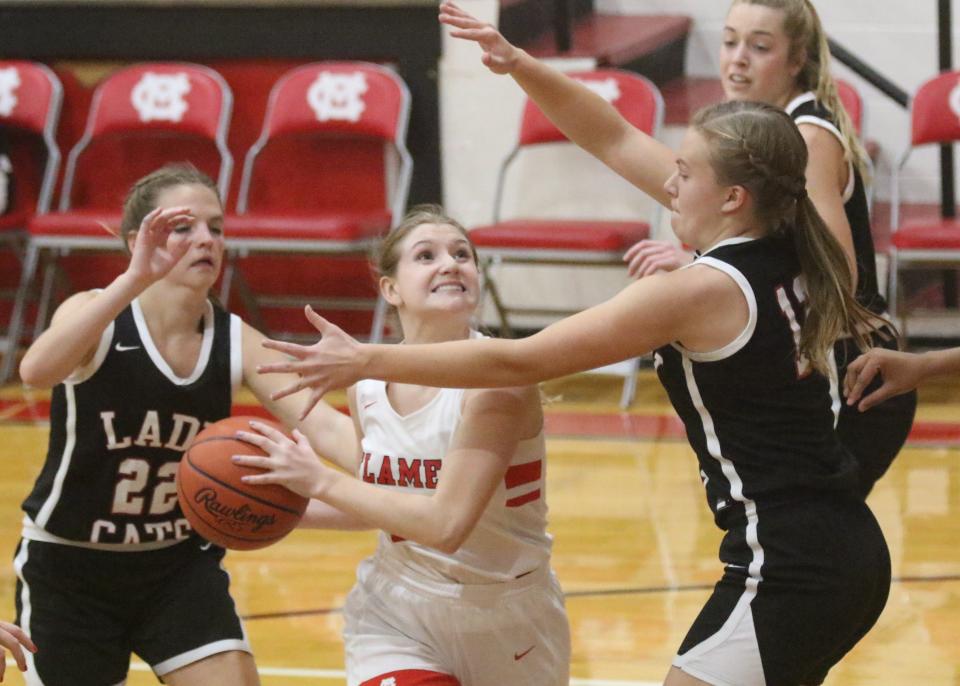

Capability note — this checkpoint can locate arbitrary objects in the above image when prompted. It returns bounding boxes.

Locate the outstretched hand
[844,347,924,412]
[127,206,195,287]
[439,1,523,74]
[257,305,365,419]
[0,620,37,679]
[623,239,694,279]
[233,420,329,499]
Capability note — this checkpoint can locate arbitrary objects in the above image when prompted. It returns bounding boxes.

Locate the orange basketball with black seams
[177,415,308,550]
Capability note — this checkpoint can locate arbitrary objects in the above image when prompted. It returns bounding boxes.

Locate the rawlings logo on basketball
[0,67,21,117]
[131,72,191,123]
[194,488,276,532]
[949,77,960,121]
[577,77,621,104]
[307,71,368,122]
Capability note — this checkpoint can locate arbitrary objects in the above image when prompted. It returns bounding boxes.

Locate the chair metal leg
[481,258,513,338]
[32,253,62,342]
[370,295,388,343]
[619,357,639,410]
[219,252,236,306]
[0,242,40,384]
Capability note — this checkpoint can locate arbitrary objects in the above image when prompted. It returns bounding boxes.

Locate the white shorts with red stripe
[343,550,570,686]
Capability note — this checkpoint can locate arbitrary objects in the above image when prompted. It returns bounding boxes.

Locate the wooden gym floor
[0,369,957,685]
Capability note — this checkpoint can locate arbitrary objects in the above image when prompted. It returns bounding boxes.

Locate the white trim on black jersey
[132,298,215,385]
[229,314,243,400]
[681,354,765,591]
[672,249,758,363]
[33,383,78,529]
[785,91,856,204]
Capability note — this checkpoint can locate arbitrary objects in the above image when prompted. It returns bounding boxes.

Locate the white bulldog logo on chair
[0,67,22,117]
[307,71,368,122]
[131,72,191,122]
[949,77,960,122]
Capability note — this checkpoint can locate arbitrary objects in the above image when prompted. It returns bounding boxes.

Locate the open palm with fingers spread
[439,1,522,74]
[258,305,364,419]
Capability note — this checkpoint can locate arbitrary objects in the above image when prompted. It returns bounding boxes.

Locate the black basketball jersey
[786,92,885,314]
[655,237,858,530]
[22,298,241,548]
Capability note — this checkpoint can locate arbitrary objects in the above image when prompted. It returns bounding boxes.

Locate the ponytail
[693,100,881,373]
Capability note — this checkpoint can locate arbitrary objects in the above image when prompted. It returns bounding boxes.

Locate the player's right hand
[439,1,522,75]
[623,239,694,279]
[0,620,37,679]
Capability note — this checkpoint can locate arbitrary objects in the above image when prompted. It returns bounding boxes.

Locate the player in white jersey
[234,205,570,686]
[255,102,892,685]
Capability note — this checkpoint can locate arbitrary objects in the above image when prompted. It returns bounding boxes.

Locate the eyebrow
[723,26,775,37]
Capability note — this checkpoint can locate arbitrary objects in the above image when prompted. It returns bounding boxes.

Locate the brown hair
[119,163,221,249]
[693,100,876,372]
[374,203,477,279]
[731,0,869,178]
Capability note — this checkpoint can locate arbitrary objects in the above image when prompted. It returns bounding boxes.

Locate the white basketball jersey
[355,378,552,583]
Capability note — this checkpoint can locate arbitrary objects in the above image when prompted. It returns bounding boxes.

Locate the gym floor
[0,369,957,685]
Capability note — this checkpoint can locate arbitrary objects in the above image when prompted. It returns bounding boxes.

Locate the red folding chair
[469,69,663,407]
[888,69,960,335]
[224,61,412,342]
[0,61,63,383]
[836,78,864,137]
[5,62,232,382]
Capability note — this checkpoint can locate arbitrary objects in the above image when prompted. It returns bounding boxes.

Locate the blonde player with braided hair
[439,0,915,498]
[259,99,892,686]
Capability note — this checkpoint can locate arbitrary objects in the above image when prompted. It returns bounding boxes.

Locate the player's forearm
[919,347,960,381]
[298,499,372,530]
[511,50,630,162]
[313,470,470,553]
[359,336,547,389]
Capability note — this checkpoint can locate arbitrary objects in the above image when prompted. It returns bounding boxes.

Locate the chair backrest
[835,78,863,137]
[890,70,960,229]
[236,61,412,222]
[518,69,663,147]
[910,69,960,147]
[60,62,233,210]
[0,60,63,212]
[495,69,663,222]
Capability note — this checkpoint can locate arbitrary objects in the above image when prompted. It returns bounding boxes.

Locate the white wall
[599,0,960,203]
[438,0,960,325]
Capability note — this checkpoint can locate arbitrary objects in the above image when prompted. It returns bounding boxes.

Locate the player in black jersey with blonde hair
[436,0,915,498]
[14,164,355,686]
[257,99,893,685]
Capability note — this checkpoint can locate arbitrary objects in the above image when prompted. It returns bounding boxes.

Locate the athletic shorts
[673,493,890,686]
[833,325,918,497]
[343,551,570,686]
[14,537,251,686]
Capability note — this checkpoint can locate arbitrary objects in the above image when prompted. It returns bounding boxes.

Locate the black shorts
[835,326,918,497]
[674,493,890,686]
[14,538,250,686]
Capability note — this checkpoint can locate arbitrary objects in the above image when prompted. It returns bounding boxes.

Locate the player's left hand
[257,305,365,419]
[233,420,328,499]
[0,620,37,679]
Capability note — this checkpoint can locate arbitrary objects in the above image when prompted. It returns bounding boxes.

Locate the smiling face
[149,183,225,289]
[663,129,742,251]
[382,222,480,324]
[720,2,803,108]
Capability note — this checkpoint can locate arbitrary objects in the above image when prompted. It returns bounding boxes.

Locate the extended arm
[235,385,543,553]
[259,264,748,416]
[19,207,193,388]
[440,1,674,207]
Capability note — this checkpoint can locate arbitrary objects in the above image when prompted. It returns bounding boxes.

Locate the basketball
[177,415,309,551]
